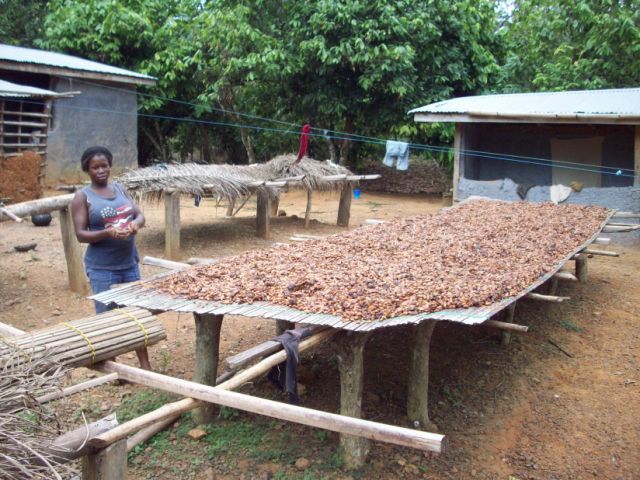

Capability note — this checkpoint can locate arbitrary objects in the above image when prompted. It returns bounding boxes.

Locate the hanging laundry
[294,124,312,164]
[383,140,410,171]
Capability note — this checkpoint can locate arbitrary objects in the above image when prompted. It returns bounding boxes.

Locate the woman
[71,146,145,313]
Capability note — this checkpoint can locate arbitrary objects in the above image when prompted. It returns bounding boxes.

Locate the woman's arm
[70,190,124,243]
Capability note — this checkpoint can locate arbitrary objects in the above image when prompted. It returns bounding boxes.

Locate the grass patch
[117,389,177,423]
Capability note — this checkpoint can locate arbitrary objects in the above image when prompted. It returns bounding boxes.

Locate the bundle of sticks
[0,307,165,371]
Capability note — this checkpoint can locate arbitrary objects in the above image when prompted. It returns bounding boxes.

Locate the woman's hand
[106,227,130,240]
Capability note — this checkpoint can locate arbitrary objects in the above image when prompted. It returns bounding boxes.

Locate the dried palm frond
[117,154,353,201]
[0,340,73,480]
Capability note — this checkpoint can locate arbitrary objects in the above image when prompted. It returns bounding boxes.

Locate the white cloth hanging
[383,140,410,170]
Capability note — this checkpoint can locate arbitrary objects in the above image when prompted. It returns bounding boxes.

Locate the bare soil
[1,189,639,480]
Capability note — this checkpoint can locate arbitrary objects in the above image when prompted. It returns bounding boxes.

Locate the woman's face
[87,155,111,185]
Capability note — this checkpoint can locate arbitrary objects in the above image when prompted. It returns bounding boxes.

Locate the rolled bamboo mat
[0,307,166,371]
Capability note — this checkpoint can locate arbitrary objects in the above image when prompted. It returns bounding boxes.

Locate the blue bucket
[353,188,361,200]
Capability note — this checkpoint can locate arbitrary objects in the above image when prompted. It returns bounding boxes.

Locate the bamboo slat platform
[92,211,614,331]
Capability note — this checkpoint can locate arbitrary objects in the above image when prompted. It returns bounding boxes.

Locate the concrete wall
[46,78,138,183]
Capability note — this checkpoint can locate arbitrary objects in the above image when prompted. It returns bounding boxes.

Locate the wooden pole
[501,302,517,346]
[94,361,446,453]
[164,190,181,260]
[59,207,89,294]
[634,125,639,187]
[0,194,73,223]
[256,190,270,239]
[525,292,570,303]
[452,124,462,201]
[96,329,336,450]
[407,320,438,433]
[0,321,26,337]
[36,373,119,404]
[337,183,352,227]
[142,255,190,271]
[582,248,619,257]
[484,319,528,333]
[192,313,224,424]
[336,331,372,468]
[270,196,280,217]
[304,190,312,228]
[82,438,127,480]
[47,414,119,463]
[575,254,588,282]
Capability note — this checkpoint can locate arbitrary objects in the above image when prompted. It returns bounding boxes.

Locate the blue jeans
[86,264,140,313]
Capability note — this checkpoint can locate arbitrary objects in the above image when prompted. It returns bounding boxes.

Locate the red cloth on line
[295,124,311,163]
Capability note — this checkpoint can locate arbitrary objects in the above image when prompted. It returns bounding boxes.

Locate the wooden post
[452,123,462,202]
[256,190,270,239]
[304,190,312,228]
[82,438,127,480]
[547,275,559,296]
[193,313,224,424]
[226,198,235,217]
[501,302,517,346]
[634,125,639,187]
[575,254,588,282]
[336,331,371,468]
[164,190,181,260]
[407,320,438,433]
[59,207,89,294]
[337,183,352,227]
[270,197,280,217]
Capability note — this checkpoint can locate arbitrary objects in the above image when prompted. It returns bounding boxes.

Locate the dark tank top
[82,183,139,270]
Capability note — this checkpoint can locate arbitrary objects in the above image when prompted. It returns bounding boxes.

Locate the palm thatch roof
[117,154,352,202]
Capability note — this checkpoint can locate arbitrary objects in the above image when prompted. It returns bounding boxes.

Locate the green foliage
[500,0,640,91]
[0,0,47,47]
[117,388,177,423]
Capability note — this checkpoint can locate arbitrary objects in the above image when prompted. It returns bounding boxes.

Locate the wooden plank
[525,292,570,303]
[2,110,51,118]
[59,207,90,294]
[337,183,352,227]
[593,237,611,245]
[582,248,619,257]
[48,414,119,463]
[0,142,48,148]
[256,190,270,239]
[164,190,181,260]
[36,373,119,404]
[484,319,528,332]
[0,120,48,128]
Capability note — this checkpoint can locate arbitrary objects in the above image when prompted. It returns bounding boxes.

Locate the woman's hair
[81,146,113,172]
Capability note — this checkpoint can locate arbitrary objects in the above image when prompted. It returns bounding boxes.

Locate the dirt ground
[1,189,639,480]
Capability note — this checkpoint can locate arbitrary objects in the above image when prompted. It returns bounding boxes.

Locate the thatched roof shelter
[118,154,352,202]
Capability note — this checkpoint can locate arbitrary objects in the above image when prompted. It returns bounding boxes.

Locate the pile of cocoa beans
[154,201,609,321]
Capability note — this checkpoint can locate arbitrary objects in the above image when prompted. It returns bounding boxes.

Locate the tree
[499,0,640,91]
[0,0,47,47]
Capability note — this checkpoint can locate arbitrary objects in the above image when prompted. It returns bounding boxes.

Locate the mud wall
[359,158,447,195]
[0,151,43,202]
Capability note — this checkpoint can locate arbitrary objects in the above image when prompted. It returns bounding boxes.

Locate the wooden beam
[164,190,181,260]
[407,320,438,433]
[501,302,517,345]
[256,190,270,239]
[593,237,611,245]
[525,292,570,303]
[582,248,619,257]
[48,414,119,463]
[0,321,26,337]
[452,123,462,201]
[142,255,189,271]
[59,207,89,294]
[336,331,372,468]
[82,438,127,480]
[337,183,353,227]
[484,319,528,333]
[304,189,312,228]
[0,194,73,222]
[612,212,640,219]
[602,225,640,233]
[0,205,24,222]
[554,271,578,282]
[36,373,119,404]
[94,361,446,453]
[192,313,224,424]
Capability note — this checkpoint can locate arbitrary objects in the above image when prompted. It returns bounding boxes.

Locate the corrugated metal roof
[409,88,640,120]
[0,79,60,98]
[0,44,155,84]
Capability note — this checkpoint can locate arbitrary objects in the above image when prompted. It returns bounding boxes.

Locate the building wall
[461,123,635,188]
[47,78,138,183]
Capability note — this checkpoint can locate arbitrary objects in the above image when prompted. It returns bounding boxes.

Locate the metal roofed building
[0,44,156,183]
[409,88,640,214]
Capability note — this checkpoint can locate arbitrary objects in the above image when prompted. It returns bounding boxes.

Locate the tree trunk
[338,116,354,166]
[328,138,339,163]
[220,86,256,163]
